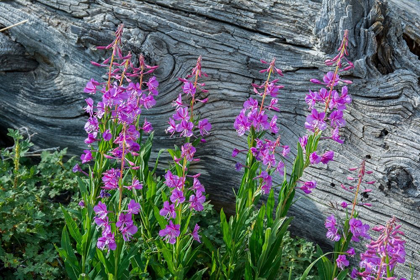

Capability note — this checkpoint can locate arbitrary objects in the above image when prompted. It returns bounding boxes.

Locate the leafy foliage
[0,129,79,279]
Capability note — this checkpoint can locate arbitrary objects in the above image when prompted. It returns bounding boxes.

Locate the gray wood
[0,0,419,277]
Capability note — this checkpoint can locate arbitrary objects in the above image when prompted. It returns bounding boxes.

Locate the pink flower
[170,188,185,205]
[299,181,316,194]
[191,224,201,243]
[159,221,180,244]
[305,109,327,132]
[321,151,334,164]
[198,119,212,136]
[81,150,93,163]
[160,201,176,220]
[84,78,100,94]
[127,199,141,214]
[189,191,206,211]
[336,255,349,270]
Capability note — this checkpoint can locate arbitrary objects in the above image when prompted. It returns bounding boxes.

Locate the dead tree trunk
[0,0,419,277]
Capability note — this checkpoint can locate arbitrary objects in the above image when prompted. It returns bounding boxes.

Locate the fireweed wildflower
[352,217,406,280]
[233,58,287,196]
[320,160,383,279]
[75,24,159,251]
[159,56,211,245]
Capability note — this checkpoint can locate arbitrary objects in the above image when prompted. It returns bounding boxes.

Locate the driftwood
[0,0,419,277]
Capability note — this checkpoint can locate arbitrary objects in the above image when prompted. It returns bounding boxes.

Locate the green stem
[13,139,20,188]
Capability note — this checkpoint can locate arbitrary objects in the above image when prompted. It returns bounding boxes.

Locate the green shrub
[0,129,79,279]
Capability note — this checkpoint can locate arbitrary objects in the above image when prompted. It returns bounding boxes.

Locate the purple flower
[100,190,111,198]
[318,88,329,102]
[299,135,308,149]
[191,224,201,243]
[142,95,156,109]
[330,86,351,110]
[267,82,281,97]
[94,201,108,219]
[323,71,339,87]
[325,215,341,241]
[269,115,278,134]
[310,152,321,164]
[341,201,348,208]
[84,78,100,94]
[305,109,327,132]
[147,76,159,95]
[329,110,346,128]
[172,93,183,108]
[235,162,244,171]
[232,148,240,157]
[78,200,85,208]
[181,143,196,161]
[84,98,94,116]
[85,133,98,145]
[349,218,370,242]
[127,199,141,214]
[120,223,138,241]
[94,201,108,226]
[234,109,250,136]
[256,171,272,194]
[176,120,194,137]
[124,178,143,190]
[81,150,93,164]
[191,177,205,192]
[165,171,184,189]
[173,107,189,121]
[183,81,196,96]
[267,98,280,111]
[116,213,133,228]
[84,117,99,134]
[97,225,116,250]
[142,118,153,133]
[103,129,112,141]
[102,169,121,190]
[166,118,177,136]
[244,97,258,109]
[305,90,320,109]
[274,162,283,175]
[282,145,290,157]
[331,127,344,144]
[347,247,355,256]
[170,188,185,205]
[299,181,316,194]
[336,255,349,270]
[189,191,206,211]
[72,164,82,173]
[159,220,180,244]
[160,201,176,220]
[321,151,334,164]
[198,119,212,136]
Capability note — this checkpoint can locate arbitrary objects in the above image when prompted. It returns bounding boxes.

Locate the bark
[0,0,419,277]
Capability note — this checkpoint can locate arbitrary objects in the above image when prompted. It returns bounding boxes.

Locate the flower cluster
[324,160,373,274]
[233,59,287,195]
[159,58,211,244]
[93,200,140,250]
[76,24,161,250]
[166,56,211,139]
[302,29,354,164]
[304,30,353,142]
[353,217,406,279]
[159,144,204,244]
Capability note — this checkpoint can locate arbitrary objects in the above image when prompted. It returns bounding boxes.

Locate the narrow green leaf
[154,206,167,229]
[61,205,82,244]
[220,209,232,250]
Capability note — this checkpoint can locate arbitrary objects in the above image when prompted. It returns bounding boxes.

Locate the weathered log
[0,0,419,277]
